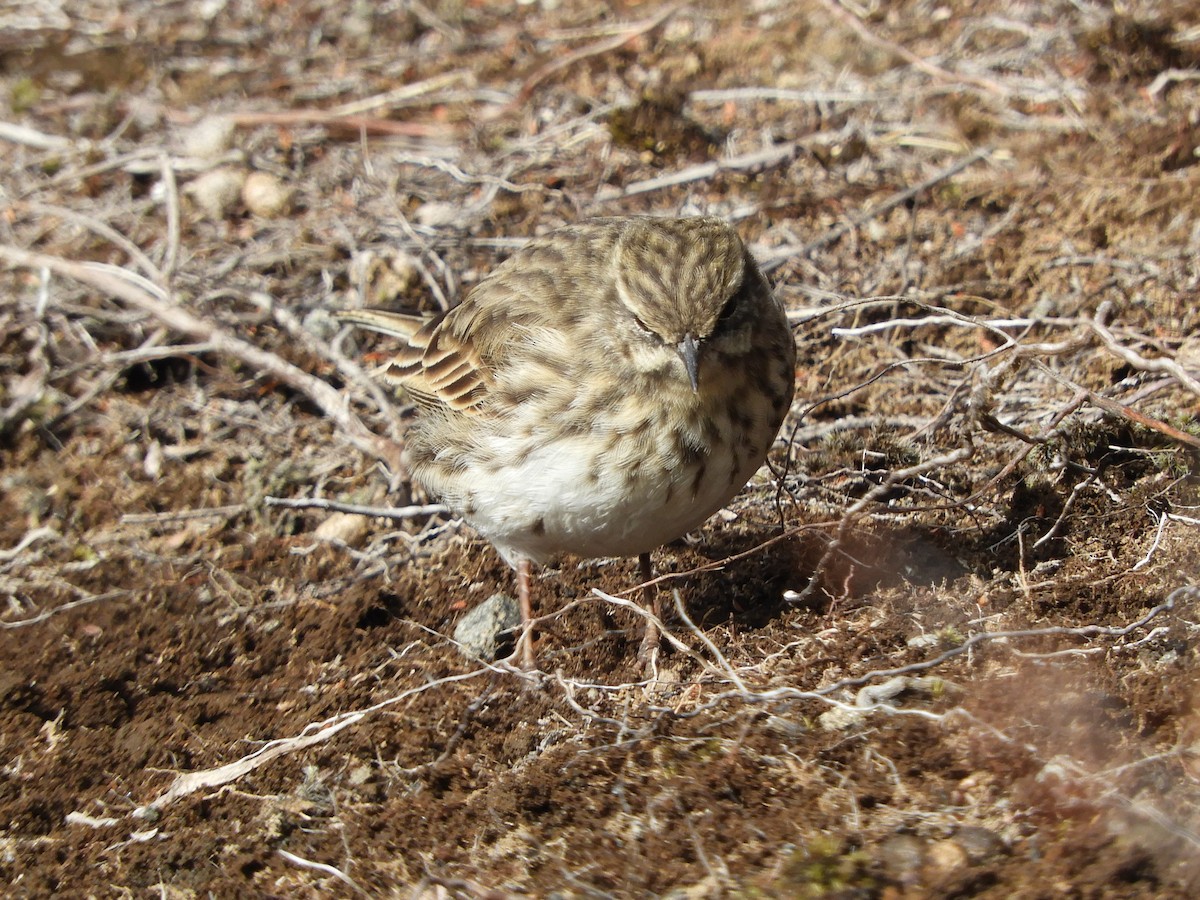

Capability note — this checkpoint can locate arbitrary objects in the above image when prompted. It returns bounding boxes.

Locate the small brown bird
[340,216,795,667]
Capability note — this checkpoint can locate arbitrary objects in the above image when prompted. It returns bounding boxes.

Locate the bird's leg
[517,557,535,669]
[636,551,661,670]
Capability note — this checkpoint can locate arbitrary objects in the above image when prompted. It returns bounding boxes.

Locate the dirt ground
[3,0,1200,896]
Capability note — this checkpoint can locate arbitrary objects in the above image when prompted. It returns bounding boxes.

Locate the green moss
[10,76,39,114]
[769,836,875,896]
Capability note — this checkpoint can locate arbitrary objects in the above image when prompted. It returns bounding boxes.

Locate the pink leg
[517,558,535,669]
[636,551,661,668]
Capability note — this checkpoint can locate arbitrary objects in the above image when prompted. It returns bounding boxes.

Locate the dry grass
[2,0,1200,896]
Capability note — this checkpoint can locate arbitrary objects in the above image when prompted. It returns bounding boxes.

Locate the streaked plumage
[340,215,795,665]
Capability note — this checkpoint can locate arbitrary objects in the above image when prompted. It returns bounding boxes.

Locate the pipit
[340,216,795,668]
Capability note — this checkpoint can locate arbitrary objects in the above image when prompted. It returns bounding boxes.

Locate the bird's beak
[677,333,700,392]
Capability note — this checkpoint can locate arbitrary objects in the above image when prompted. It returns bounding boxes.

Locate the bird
[339,215,795,669]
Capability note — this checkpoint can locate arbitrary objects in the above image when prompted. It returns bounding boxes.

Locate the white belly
[436,432,749,566]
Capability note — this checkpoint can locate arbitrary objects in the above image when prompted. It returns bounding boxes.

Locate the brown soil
[2,1,1200,897]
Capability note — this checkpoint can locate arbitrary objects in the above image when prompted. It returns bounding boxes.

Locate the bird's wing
[338,222,623,414]
[337,307,492,411]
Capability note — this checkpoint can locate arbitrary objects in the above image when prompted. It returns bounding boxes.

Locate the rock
[178,116,235,159]
[818,706,869,731]
[185,167,246,220]
[242,171,294,218]
[313,511,370,547]
[926,839,969,872]
[877,833,926,885]
[954,826,1006,863]
[453,593,520,659]
[413,200,460,227]
[143,439,163,480]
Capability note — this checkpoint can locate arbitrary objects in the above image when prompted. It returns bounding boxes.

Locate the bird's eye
[632,314,654,334]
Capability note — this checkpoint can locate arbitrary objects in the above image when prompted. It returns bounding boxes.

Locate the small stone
[925,839,969,872]
[453,593,520,660]
[313,511,370,547]
[143,440,163,480]
[954,826,1006,863]
[185,167,246,220]
[763,714,807,737]
[242,171,294,218]
[906,633,939,650]
[818,706,868,731]
[413,200,460,227]
[179,116,235,159]
[302,308,339,341]
[877,833,926,884]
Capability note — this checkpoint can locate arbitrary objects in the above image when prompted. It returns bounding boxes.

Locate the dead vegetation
[2,0,1200,896]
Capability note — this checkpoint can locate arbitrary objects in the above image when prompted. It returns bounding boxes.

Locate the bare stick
[591,588,714,674]
[689,87,890,105]
[120,505,247,525]
[0,526,59,562]
[1033,361,1200,452]
[631,586,1189,726]
[813,585,1192,696]
[1088,303,1200,396]
[272,302,405,442]
[158,152,182,281]
[22,201,162,280]
[593,143,796,203]
[264,496,447,521]
[327,71,469,117]
[133,668,490,816]
[0,121,78,151]
[277,850,369,897]
[0,245,403,472]
[1147,68,1200,100]
[1,590,129,629]
[1,267,51,437]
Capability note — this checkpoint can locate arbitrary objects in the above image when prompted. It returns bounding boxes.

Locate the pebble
[242,171,294,218]
[185,167,246,220]
[453,593,520,660]
[313,511,370,547]
[926,839,969,872]
[178,116,235,159]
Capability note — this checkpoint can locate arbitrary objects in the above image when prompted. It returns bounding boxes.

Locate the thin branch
[1,590,130,629]
[1034,361,1200,452]
[264,496,448,521]
[226,110,454,139]
[120,505,248,525]
[0,245,403,472]
[134,668,490,816]
[689,87,891,105]
[277,850,369,897]
[327,71,471,117]
[814,585,1192,695]
[593,143,797,203]
[0,121,79,151]
[1088,303,1200,397]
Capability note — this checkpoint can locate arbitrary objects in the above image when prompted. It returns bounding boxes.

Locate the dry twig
[0,246,403,471]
